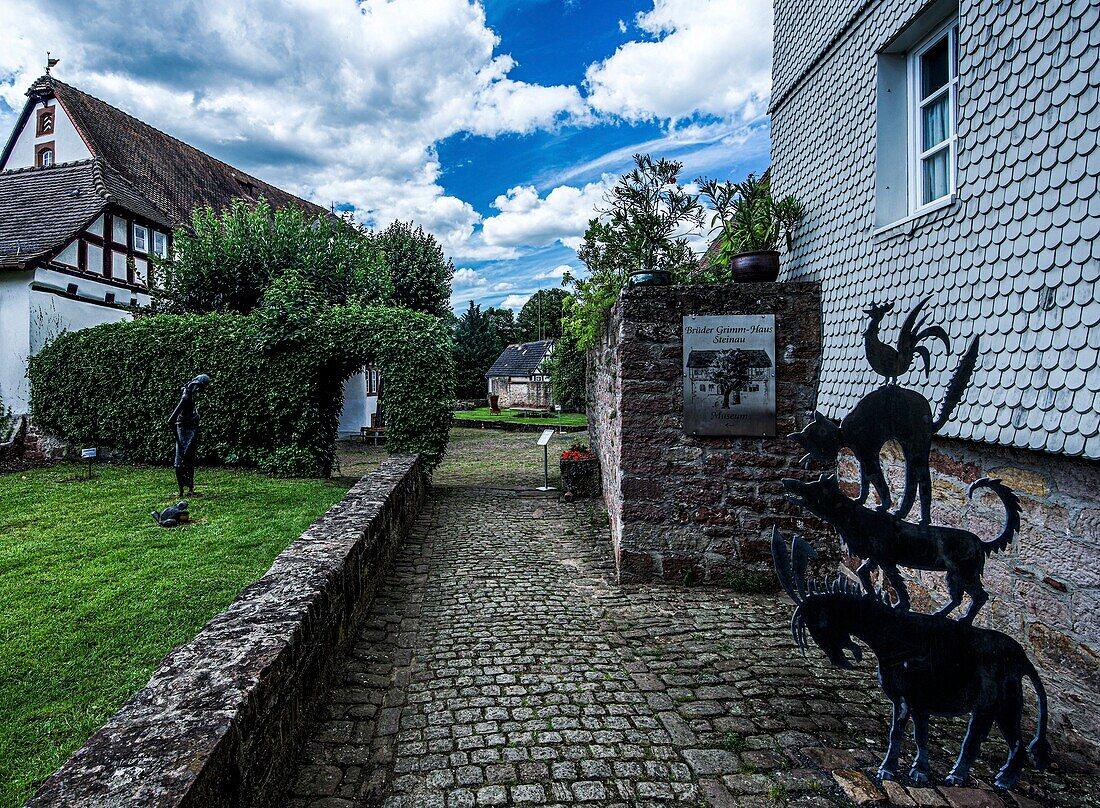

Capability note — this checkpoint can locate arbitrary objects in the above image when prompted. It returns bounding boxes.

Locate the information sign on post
[536,428,556,491]
[683,314,777,436]
[81,447,97,479]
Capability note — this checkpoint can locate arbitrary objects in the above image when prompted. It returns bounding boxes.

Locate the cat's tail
[932,337,980,432]
[967,477,1021,555]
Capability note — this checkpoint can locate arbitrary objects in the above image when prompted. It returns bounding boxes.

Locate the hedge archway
[28,306,454,476]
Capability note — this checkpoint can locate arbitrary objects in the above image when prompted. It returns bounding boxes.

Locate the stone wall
[837,439,1100,756]
[489,377,553,409]
[27,454,426,807]
[588,282,833,584]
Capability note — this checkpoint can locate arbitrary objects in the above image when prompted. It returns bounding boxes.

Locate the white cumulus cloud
[481,178,611,250]
[585,0,772,123]
[500,293,531,310]
[533,265,574,280]
[0,0,586,252]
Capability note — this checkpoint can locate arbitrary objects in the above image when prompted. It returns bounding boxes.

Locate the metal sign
[81,447,97,459]
[536,429,556,491]
[683,315,776,436]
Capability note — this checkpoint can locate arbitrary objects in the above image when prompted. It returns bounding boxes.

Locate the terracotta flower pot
[728,250,780,282]
[560,456,601,499]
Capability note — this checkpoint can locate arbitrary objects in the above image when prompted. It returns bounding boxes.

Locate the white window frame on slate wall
[907,18,959,214]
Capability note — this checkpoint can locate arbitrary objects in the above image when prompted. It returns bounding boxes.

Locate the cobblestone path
[292,430,1097,808]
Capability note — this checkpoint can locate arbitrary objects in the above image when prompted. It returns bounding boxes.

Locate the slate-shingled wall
[772,0,1100,755]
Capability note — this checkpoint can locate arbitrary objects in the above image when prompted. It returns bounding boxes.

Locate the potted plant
[698,173,804,282]
[560,441,601,500]
[597,154,702,287]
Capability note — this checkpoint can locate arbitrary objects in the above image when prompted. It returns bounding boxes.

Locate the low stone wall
[27,454,426,807]
[453,417,587,433]
[588,282,834,584]
[839,438,1100,758]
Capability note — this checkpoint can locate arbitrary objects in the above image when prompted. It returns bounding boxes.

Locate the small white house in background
[486,339,554,408]
[0,73,376,434]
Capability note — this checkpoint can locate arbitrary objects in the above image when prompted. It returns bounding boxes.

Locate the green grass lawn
[0,463,351,807]
[453,407,588,427]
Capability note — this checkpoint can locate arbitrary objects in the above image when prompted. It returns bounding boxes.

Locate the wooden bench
[360,425,386,445]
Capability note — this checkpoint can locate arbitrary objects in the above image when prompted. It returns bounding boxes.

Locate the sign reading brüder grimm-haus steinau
[683,315,776,437]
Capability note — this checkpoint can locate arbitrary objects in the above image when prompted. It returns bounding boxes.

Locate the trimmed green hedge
[28,307,453,476]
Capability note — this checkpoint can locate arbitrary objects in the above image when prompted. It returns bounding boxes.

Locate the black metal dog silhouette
[773,530,1051,789]
[788,338,978,524]
[864,296,951,383]
[781,474,1020,623]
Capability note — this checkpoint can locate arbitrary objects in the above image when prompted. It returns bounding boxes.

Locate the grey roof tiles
[487,340,554,378]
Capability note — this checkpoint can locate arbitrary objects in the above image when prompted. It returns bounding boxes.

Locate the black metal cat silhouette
[782,473,1020,623]
[773,531,1051,790]
[864,296,951,383]
[788,339,979,524]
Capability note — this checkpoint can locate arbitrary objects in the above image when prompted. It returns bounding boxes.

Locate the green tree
[484,306,520,346]
[376,220,454,318]
[516,288,568,342]
[152,198,391,314]
[544,330,587,411]
[453,302,502,399]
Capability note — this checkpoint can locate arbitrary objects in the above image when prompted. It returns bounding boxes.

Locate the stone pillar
[588,282,834,584]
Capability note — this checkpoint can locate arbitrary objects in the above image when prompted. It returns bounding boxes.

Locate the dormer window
[35,142,55,167]
[37,107,55,136]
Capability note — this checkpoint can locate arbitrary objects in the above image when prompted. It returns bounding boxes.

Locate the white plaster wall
[3,98,91,169]
[34,267,151,307]
[28,287,131,357]
[337,370,378,437]
[0,272,32,412]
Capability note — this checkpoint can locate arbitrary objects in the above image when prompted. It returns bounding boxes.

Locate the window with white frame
[152,231,168,259]
[908,19,958,211]
[133,224,148,253]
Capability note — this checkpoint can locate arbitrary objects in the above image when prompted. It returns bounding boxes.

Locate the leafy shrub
[28,307,454,475]
[544,331,587,411]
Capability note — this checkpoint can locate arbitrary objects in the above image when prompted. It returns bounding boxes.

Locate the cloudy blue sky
[0,0,773,313]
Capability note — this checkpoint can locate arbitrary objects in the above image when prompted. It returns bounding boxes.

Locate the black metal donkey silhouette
[773,296,1053,789]
[773,531,1051,790]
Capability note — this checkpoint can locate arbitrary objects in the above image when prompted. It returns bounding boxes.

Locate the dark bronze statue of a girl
[167,374,210,496]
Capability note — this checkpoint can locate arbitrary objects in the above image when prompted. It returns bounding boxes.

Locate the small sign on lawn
[81,447,97,459]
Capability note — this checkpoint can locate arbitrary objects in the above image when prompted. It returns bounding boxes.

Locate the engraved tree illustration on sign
[711,349,753,408]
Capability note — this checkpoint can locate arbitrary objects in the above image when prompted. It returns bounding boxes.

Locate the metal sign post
[81,447,97,479]
[536,428,556,491]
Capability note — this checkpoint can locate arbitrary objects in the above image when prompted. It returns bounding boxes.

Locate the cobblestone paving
[292,430,1097,808]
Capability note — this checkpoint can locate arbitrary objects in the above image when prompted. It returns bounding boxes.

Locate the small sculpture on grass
[167,374,210,497]
[151,501,190,528]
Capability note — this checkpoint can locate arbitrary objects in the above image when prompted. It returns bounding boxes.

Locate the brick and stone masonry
[587,281,834,585]
[839,439,1100,757]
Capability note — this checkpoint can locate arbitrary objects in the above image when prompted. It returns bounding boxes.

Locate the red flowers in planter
[561,441,593,462]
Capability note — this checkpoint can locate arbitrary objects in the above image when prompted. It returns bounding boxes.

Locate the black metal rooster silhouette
[773,530,1051,790]
[864,297,951,383]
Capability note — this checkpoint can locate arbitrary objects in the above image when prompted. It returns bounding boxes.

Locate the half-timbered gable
[0,73,328,415]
